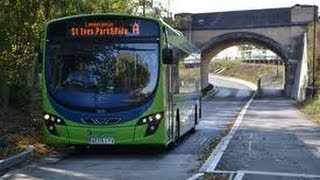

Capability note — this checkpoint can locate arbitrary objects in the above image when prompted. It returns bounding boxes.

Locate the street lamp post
[312,5,318,97]
[141,0,154,17]
[142,0,146,16]
[167,0,171,18]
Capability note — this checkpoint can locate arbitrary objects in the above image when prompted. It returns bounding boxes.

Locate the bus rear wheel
[191,104,198,133]
[175,109,180,143]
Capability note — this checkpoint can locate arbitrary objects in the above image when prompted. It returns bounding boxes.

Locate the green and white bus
[42,14,201,147]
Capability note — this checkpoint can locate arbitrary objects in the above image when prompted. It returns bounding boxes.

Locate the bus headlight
[43,113,66,136]
[43,113,66,125]
[136,112,163,136]
[44,114,50,120]
[137,112,163,125]
[155,113,162,120]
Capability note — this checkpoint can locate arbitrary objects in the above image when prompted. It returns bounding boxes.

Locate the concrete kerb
[0,145,34,171]
[186,173,205,180]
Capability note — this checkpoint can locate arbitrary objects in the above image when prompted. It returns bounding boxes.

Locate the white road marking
[233,171,245,180]
[241,170,320,178]
[209,170,320,179]
[199,91,256,172]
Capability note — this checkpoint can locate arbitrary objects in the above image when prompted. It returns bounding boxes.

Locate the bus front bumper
[43,121,166,146]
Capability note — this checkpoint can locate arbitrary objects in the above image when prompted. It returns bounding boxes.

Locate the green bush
[9,84,32,109]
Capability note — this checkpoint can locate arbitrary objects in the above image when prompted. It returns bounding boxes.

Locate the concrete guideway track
[2,74,254,180]
[207,98,320,179]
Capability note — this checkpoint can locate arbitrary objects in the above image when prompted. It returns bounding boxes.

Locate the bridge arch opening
[200,32,288,63]
[200,32,287,96]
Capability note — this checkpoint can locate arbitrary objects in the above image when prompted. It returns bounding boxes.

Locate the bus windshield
[49,40,158,91]
[46,39,159,111]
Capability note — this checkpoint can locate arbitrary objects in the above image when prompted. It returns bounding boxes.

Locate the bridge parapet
[176,5,316,32]
[291,5,315,23]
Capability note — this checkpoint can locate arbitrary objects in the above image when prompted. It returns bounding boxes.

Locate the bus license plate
[89,138,115,145]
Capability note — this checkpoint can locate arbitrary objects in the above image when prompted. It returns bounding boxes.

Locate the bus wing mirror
[163,48,174,64]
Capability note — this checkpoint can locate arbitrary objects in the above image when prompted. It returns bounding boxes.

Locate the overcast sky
[157,0,320,14]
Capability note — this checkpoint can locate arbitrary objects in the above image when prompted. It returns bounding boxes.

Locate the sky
[157,0,320,14]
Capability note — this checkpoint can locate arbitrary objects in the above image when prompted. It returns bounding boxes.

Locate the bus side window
[170,48,180,94]
[172,63,180,94]
[178,55,201,94]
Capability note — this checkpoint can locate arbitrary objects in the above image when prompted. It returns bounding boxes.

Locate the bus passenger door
[164,64,174,141]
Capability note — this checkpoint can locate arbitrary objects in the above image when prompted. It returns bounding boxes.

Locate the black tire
[190,105,197,133]
[199,98,202,119]
[195,104,198,125]
[166,141,177,150]
[175,109,180,142]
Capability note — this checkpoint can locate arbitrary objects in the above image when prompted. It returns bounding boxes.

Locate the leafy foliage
[0,0,169,109]
[298,94,320,124]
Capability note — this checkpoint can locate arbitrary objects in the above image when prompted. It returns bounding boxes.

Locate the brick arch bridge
[176,5,318,100]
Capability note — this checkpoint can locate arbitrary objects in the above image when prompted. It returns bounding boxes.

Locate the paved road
[216,98,320,180]
[2,75,254,180]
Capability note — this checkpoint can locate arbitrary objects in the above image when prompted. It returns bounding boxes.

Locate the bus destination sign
[69,21,140,37]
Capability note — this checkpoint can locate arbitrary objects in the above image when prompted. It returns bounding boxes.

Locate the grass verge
[298,95,320,125]
[210,60,284,84]
[203,173,230,180]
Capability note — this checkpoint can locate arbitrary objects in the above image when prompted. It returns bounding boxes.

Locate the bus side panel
[133,62,167,146]
[171,55,201,136]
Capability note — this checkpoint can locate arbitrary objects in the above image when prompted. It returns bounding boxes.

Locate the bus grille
[81,118,121,125]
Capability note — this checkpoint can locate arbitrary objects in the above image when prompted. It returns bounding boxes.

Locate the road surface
[215,98,320,179]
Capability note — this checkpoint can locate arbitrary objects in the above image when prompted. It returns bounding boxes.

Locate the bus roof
[161,20,200,56]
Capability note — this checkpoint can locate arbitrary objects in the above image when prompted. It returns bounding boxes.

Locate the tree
[0,0,168,108]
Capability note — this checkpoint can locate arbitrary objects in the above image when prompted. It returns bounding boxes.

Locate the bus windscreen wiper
[115,47,155,51]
